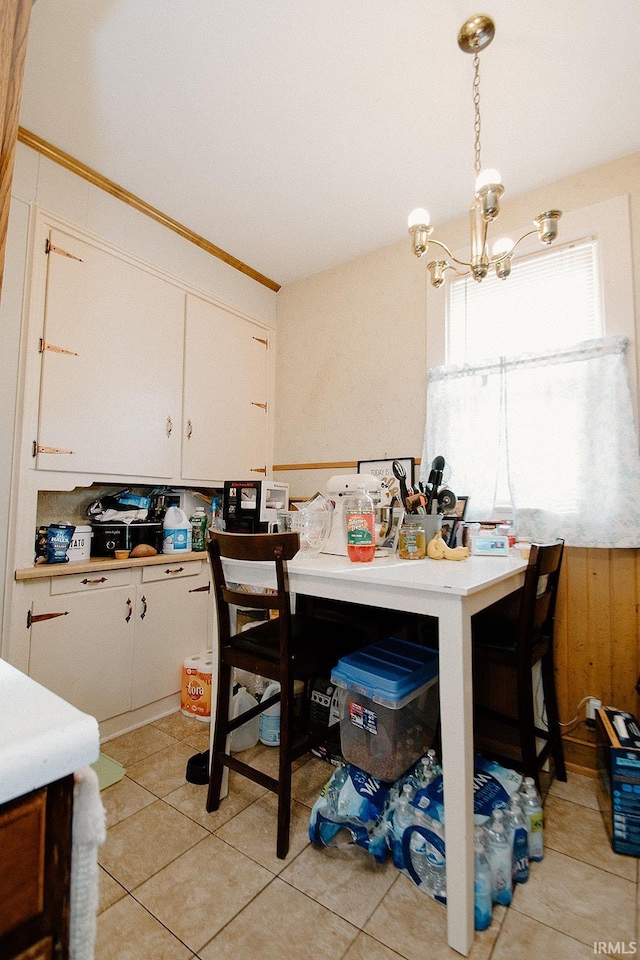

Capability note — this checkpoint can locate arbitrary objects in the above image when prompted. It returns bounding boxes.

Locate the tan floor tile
[281,842,396,927]
[237,741,310,779]
[134,834,273,952]
[165,772,265,830]
[364,873,502,960]
[545,794,636,881]
[198,876,358,960]
[549,771,600,811]
[100,775,156,828]
[511,848,636,947]
[214,793,312,872]
[98,799,207,890]
[97,865,126,914]
[125,740,200,797]
[291,756,335,807]
[102,725,180,766]
[95,894,194,960]
[184,727,211,752]
[343,932,407,960]
[492,909,597,959]
[152,710,204,740]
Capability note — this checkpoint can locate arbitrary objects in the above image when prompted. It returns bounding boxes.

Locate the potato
[130,543,157,558]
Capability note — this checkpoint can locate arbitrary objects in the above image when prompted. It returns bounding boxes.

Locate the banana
[426,531,469,561]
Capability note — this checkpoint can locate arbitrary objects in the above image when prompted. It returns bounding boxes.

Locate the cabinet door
[131,572,212,709]
[182,295,269,481]
[36,229,184,479]
[28,585,134,721]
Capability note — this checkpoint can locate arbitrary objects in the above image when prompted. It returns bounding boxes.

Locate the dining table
[211,548,528,956]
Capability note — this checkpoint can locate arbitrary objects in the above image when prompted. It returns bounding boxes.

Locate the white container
[259,682,281,746]
[66,524,92,562]
[162,505,192,553]
[230,686,260,751]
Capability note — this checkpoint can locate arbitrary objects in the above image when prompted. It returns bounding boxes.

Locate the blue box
[332,638,439,781]
[596,707,640,857]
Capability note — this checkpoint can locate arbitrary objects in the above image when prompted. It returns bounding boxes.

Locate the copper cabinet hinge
[189,583,211,594]
[33,441,74,457]
[251,466,267,475]
[39,338,78,357]
[251,401,268,411]
[27,610,69,628]
[45,238,83,261]
[252,336,269,347]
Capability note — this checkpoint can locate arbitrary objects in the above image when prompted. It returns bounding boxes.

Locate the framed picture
[358,457,414,506]
[446,495,469,520]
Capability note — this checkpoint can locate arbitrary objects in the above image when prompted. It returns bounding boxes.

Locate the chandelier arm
[424,236,474,268]
[488,227,538,265]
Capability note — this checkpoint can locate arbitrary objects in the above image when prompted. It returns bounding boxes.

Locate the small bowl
[276,508,332,557]
[114,549,130,560]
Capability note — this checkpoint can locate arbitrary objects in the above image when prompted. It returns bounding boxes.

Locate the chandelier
[407,14,561,287]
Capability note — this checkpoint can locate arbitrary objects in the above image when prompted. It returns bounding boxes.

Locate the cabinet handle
[125,597,133,623]
[140,595,148,619]
[187,418,193,439]
[164,566,185,575]
[27,610,69,628]
[189,583,211,593]
[166,416,173,437]
[81,577,108,585]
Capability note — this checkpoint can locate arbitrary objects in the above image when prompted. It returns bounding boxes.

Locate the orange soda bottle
[345,483,376,562]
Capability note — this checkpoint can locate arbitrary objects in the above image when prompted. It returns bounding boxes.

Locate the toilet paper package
[181,653,213,721]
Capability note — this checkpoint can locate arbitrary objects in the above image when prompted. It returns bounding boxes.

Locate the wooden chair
[472,540,567,791]
[206,530,361,859]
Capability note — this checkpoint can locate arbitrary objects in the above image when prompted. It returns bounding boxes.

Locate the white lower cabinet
[25,560,212,723]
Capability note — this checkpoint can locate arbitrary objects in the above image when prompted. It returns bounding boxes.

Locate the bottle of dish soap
[163,505,192,553]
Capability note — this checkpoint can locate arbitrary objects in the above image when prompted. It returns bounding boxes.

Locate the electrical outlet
[586,697,602,724]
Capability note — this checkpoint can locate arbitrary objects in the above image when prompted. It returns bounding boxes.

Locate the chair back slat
[518,540,564,657]
[210,530,300,562]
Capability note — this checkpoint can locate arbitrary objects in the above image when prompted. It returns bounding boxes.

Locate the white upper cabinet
[36,229,184,479]
[182,294,269,482]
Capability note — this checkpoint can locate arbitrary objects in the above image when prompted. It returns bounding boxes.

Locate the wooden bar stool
[206,530,362,859]
[472,540,567,791]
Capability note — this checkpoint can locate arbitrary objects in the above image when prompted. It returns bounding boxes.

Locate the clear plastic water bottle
[506,795,529,883]
[473,828,493,931]
[484,821,513,906]
[520,782,544,862]
[326,764,349,818]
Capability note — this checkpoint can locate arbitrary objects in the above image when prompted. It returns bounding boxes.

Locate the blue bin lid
[331,637,439,705]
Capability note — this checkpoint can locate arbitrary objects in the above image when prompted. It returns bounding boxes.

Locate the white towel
[69,765,107,960]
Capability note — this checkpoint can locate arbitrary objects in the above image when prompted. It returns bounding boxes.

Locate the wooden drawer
[50,567,133,595]
[141,559,204,582]
[0,790,46,937]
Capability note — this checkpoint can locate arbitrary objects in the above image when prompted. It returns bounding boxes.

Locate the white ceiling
[20,1,640,287]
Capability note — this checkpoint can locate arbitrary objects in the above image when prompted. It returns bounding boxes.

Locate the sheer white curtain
[422,337,640,547]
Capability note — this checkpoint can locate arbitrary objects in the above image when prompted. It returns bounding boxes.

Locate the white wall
[0,142,277,641]
[274,151,640,498]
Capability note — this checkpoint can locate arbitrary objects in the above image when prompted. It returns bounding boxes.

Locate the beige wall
[274,150,640,499]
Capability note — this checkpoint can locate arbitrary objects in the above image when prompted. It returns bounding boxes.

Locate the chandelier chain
[472,47,481,176]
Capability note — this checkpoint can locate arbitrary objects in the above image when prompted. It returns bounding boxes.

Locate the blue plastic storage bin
[331,638,439,781]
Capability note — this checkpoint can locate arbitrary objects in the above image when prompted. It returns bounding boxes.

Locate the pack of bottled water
[308,752,545,930]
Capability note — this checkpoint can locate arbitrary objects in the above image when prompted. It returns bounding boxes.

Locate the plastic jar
[398,516,426,560]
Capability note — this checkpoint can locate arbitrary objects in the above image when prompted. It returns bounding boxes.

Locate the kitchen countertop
[15,550,208,581]
[0,659,99,805]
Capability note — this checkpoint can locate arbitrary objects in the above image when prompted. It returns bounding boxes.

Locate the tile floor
[95,713,639,960]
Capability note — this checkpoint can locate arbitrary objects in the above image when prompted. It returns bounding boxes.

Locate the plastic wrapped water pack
[308,763,391,862]
[310,754,522,908]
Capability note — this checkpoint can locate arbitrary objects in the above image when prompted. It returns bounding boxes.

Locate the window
[421,195,640,548]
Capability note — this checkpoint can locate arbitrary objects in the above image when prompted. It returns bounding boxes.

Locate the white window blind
[447,240,602,364]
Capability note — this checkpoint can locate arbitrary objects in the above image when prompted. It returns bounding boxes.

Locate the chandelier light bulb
[474,168,502,193]
[492,237,512,257]
[407,208,431,229]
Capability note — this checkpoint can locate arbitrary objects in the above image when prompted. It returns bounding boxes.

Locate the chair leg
[540,649,567,782]
[275,677,295,859]
[207,661,232,813]
[516,664,541,791]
